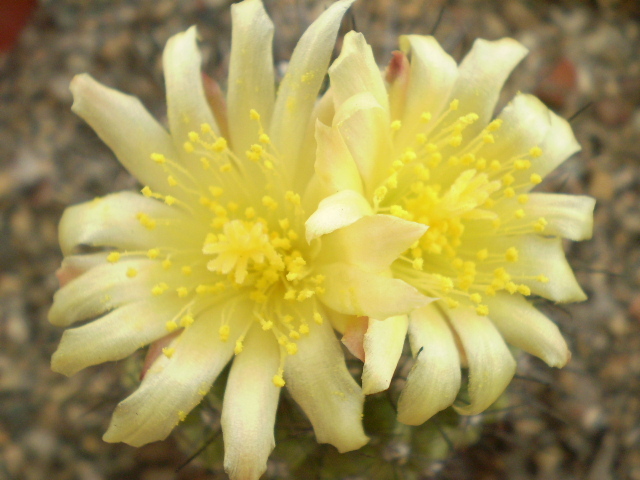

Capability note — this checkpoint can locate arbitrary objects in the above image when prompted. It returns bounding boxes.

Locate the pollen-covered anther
[126,267,138,278]
[475,304,489,316]
[180,315,194,328]
[530,146,543,157]
[162,347,175,358]
[234,339,244,355]
[165,320,178,332]
[505,247,519,263]
[151,283,169,296]
[150,153,167,164]
[272,371,285,388]
[107,251,121,263]
[137,212,157,230]
[219,324,230,342]
[390,120,402,131]
[534,217,548,232]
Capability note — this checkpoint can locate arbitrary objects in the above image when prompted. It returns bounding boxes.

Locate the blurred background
[1,0,639,478]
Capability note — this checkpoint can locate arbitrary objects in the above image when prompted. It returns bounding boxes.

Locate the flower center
[106,110,325,387]
[373,99,551,315]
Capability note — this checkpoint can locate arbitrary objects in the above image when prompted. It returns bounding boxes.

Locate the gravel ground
[1,0,639,479]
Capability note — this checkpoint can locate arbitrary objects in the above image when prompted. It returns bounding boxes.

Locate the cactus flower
[48,2,430,479]
[306,31,595,425]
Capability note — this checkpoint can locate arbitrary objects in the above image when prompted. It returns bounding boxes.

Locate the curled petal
[518,193,595,241]
[49,259,161,327]
[395,34,458,146]
[333,92,392,195]
[534,109,581,179]
[319,214,427,272]
[70,74,177,192]
[222,329,280,480]
[397,305,461,425]
[305,189,372,243]
[284,308,368,453]
[58,192,192,256]
[362,315,408,394]
[163,27,219,153]
[329,31,389,114]
[228,0,275,155]
[103,302,252,447]
[51,298,180,376]
[485,293,570,367]
[270,0,355,179]
[314,121,364,196]
[443,38,528,139]
[318,262,430,318]
[447,307,516,415]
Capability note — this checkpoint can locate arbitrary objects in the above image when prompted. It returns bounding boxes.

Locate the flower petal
[318,262,430,318]
[519,193,595,241]
[320,214,427,272]
[163,26,218,151]
[58,192,192,256]
[49,259,161,327]
[535,108,581,179]
[446,307,516,415]
[228,0,275,155]
[51,298,180,376]
[305,189,372,243]
[314,121,364,196]
[485,293,570,367]
[328,31,389,114]
[70,74,177,192]
[500,235,587,302]
[222,329,280,480]
[333,91,393,195]
[445,38,528,139]
[361,315,408,394]
[480,94,551,168]
[394,34,459,146]
[397,304,461,425]
[269,0,355,179]
[284,308,368,453]
[103,301,252,447]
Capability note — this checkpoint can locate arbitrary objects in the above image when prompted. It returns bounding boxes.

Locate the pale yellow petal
[328,31,389,114]
[442,38,528,139]
[333,91,393,195]
[485,293,570,367]
[228,0,275,155]
[58,192,192,256]
[269,0,355,179]
[534,109,582,179]
[305,189,372,243]
[70,74,177,191]
[314,121,364,196]
[362,315,408,394]
[163,27,218,151]
[284,308,368,453]
[447,307,516,415]
[518,193,595,241]
[51,298,180,376]
[320,214,427,272]
[49,259,162,327]
[222,329,280,480]
[480,94,551,168]
[395,35,459,146]
[397,305,461,425]
[500,235,587,302]
[318,262,430,318]
[103,302,252,447]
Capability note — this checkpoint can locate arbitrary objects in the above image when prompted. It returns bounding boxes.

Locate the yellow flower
[307,32,595,424]
[48,2,429,479]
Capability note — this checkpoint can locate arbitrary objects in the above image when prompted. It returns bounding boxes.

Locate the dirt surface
[1,0,639,479]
